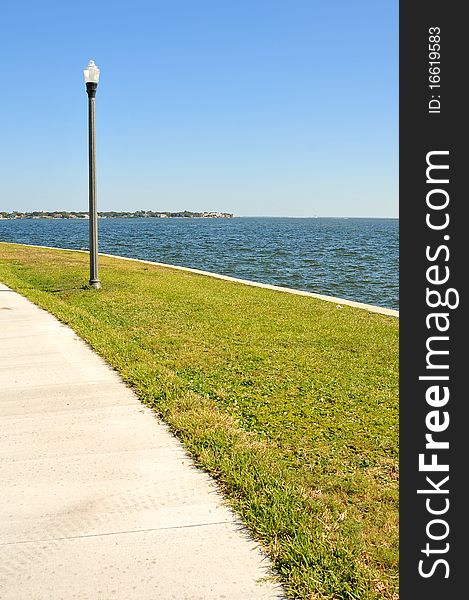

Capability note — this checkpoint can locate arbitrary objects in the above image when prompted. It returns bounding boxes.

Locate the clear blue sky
[1,0,397,217]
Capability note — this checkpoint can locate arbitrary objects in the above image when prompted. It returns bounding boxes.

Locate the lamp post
[83,59,101,289]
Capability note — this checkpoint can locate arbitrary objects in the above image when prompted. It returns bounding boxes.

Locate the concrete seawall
[1,242,399,318]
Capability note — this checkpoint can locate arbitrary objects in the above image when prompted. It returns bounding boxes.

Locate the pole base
[89,280,101,289]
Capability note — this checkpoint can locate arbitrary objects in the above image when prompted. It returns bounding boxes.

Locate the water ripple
[0,217,399,310]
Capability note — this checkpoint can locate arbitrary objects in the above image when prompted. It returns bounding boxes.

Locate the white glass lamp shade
[83,60,100,84]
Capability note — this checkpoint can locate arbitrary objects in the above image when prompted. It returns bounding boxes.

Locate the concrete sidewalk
[0,283,284,599]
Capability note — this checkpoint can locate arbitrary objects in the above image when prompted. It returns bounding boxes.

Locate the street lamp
[83,59,101,289]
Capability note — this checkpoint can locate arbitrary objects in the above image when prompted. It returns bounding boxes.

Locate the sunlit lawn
[0,242,399,600]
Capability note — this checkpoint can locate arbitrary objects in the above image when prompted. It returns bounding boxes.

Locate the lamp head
[83,60,100,84]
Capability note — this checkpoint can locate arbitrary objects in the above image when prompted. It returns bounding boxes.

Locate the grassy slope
[0,243,399,600]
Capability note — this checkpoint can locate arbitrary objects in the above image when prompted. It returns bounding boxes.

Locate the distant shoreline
[0,210,234,220]
[0,212,398,220]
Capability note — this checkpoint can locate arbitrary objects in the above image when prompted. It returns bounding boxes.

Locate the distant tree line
[0,210,234,219]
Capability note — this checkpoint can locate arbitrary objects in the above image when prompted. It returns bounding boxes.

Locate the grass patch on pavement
[0,242,399,599]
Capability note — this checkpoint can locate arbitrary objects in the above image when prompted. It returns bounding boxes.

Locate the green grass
[0,242,399,600]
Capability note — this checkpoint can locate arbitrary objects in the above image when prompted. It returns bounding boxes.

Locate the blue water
[0,217,399,310]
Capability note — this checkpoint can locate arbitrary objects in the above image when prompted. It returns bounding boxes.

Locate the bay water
[0,217,398,310]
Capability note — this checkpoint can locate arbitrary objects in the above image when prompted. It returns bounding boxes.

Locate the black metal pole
[86,81,101,289]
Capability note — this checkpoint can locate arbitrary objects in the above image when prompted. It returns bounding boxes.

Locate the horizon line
[1,210,399,220]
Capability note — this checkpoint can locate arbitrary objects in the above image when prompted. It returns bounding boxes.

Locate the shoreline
[0,241,399,318]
